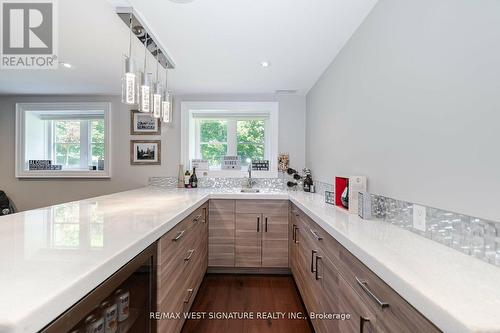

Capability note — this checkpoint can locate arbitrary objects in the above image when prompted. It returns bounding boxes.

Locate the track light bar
[116,7,176,70]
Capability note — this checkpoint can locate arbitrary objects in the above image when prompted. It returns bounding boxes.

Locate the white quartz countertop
[0,187,499,333]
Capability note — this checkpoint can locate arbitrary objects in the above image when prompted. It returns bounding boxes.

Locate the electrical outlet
[413,204,427,232]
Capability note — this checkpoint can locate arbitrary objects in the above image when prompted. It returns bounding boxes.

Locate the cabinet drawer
[338,275,378,333]
[339,247,440,333]
[235,200,288,216]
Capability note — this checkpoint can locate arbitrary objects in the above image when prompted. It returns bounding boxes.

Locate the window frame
[181,101,279,178]
[15,102,112,178]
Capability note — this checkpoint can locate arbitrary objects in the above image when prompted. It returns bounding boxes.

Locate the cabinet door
[208,200,235,267]
[338,276,377,333]
[262,215,289,267]
[235,213,262,267]
[289,212,299,274]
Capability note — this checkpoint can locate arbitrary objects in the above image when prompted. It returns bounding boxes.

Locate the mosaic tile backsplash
[315,180,500,268]
[149,176,284,189]
[371,195,500,267]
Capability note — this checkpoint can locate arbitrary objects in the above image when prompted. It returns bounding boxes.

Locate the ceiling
[0,0,377,95]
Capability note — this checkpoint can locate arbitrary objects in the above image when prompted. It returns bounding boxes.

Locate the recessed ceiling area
[0,0,377,95]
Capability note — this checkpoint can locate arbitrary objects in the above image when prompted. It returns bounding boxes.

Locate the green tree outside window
[237,120,265,166]
[200,120,228,167]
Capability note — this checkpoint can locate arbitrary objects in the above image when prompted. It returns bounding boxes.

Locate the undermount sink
[240,188,260,193]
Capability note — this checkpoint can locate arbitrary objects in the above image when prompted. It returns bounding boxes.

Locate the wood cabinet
[234,200,289,268]
[235,213,262,267]
[157,203,208,333]
[338,246,439,333]
[262,214,288,267]
[289,203,440,333]
[208,200,235,267]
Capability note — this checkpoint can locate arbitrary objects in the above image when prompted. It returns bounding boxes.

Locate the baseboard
[207,266,291,275]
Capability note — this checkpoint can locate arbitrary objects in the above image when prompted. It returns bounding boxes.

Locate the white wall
[25,112,47,160]
[306,0,500,221]
[0,93,305,211]
[174,94,306,172]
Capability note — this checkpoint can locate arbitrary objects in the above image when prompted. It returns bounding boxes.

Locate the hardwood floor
[181,274,313,333]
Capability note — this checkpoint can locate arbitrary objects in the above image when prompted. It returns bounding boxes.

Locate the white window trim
[15,102,112,178]
[181,101,279,178]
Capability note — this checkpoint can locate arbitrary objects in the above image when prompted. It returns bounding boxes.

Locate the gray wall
[0,94,305,211]
[306,0,500,221]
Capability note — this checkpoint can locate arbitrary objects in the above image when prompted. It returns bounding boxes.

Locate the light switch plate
[413,204,427,232]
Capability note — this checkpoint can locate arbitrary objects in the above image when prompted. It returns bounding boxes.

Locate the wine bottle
[190,168,198,188]
[303,174,313,192]
[184,170,191,188]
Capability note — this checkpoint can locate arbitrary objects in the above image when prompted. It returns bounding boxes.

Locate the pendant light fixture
[152,49,162,118]
[121,13,138,105]
[139,34,151,113]
[162,67,172,123]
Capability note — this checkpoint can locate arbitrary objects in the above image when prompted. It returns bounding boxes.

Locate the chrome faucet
[246,158,256,188]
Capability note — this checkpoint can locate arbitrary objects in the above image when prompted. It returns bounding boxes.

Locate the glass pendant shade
[162,91,172,123]
[153,83,162,118]
[139,72,152,113]
[121,57,138,105]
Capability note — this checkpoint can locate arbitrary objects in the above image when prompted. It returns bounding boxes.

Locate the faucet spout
[246,158,254,188]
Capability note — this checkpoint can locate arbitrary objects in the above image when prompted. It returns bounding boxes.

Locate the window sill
[15,170,111,179]
[199,170,278,179]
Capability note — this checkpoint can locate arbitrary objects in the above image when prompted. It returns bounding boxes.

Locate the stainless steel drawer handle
[184,249,195,261]
[183,288,194,303]
[292,224,297,241]
[355,277,390,309]
[360,316,370,333]
[265,217,268,232]
[257,217,260,232]
[315,256,322,280]
[311,250,317,273]
[309,229,323,241]
[294,228,299,244]
[172,230,185,241]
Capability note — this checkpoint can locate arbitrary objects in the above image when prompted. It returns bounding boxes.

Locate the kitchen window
[181,102,279,177]
[52,119,105,169]
[15,102,111,178]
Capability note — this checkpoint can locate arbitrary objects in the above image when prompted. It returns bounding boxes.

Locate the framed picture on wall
[130,110,161,135]
[130,140,161,165]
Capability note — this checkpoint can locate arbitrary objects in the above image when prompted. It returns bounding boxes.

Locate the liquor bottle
[190,168,198,188]
[184,170,191,188]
